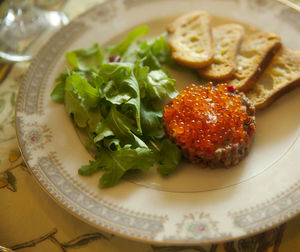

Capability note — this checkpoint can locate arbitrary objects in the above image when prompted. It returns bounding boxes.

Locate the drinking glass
[0,0,68,62]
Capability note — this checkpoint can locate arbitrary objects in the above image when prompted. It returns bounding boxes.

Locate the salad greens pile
[51,26,182,188]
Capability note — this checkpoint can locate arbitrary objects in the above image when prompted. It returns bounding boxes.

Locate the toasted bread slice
[246,48,300,109]
[228,32,282,91]
[198,24,245,80]
[167,11,214,68]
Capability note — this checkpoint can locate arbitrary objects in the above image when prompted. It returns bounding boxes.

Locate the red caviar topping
[163,83,255,159]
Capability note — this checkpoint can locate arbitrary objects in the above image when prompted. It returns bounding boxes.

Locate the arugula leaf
[138,69,177,136]
[99,63,142,133]
[51,81,65,103]
[133,62,149,97]
[140,102,163,137]
[50,73,68,103]
[145,70,178,100]
[107,25,149,57]
[156,139,181,176]
[64,86,90,128]
[86,109,102,132]
[137,34,172,70]
[78,152,104,176]
[65,73,99,110]
[64,74,101,130]
[64,89,101,130]
[66,43,103,71]
[98,146,156,188]
[96,106,146,148]
[102,138,120,151]
[100,63,136,103]
[93,121,114,143]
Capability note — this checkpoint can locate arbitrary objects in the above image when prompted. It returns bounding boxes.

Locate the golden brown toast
[228,32,282,91]
[198,24,245,80]
[246,48,300,109]
[167,11,214,68]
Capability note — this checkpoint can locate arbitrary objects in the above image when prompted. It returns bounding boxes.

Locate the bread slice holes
[190,36,199,43]
[272,63,288,76]
[241,51,256,58]
[181,23,187,28]
[260,75,274,90]
[195,49,204,53]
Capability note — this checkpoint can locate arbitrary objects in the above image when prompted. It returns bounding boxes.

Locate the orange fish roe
[163,83,256,166]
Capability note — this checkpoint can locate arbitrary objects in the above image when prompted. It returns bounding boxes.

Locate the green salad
[51,26,182,188]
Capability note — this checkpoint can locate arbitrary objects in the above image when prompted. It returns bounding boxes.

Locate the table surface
[1,0,300,251]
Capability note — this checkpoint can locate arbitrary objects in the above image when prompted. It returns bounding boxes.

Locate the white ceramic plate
[16,0,300,244]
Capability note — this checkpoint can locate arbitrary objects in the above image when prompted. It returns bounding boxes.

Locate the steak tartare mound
[163,83,256,167]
